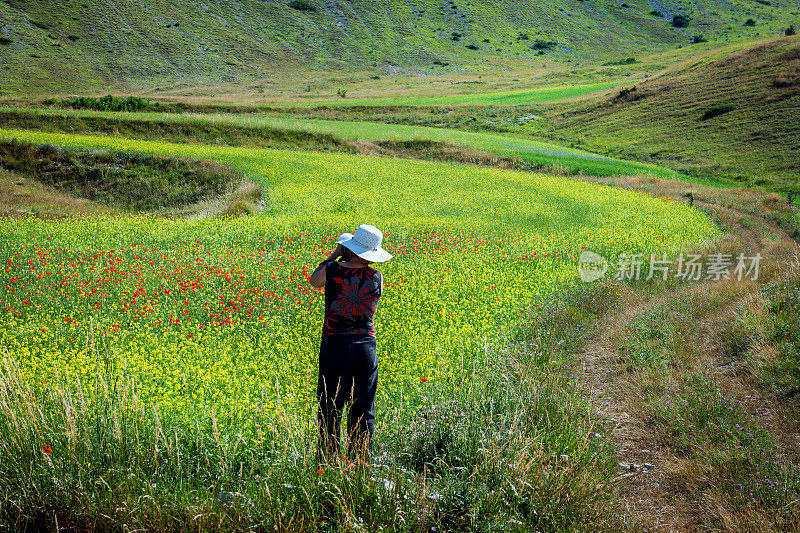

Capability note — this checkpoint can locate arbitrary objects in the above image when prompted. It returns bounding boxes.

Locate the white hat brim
[338,232,393,262]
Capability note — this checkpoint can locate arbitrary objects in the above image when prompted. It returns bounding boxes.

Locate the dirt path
[574,179,800,531]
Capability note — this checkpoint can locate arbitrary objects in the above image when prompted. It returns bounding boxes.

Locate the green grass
[725,276,800,402]
[544,35,800,186]
[0,108,733,185]
[261,82,623,107]
[0,139,240,211]
[645,374,800,510]
[1,0,799,94]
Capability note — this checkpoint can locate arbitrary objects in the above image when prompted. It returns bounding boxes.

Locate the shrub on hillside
[0,37,12,45]
[691,34,708,43]
[615,86,637,99]
[744,18,757,26]
[672,14,691,27]
[465,43,478,50]
[64,94,156,112]
[650,9,663,16]
[530,39,557,51]
[603,57,637,65]
[287,0,316,12]
[787,25,797,36]
[700,103,737,120]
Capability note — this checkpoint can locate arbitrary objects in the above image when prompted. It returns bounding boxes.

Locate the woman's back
[323,261,382,336]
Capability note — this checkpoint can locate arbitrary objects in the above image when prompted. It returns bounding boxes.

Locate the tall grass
[0,314,621,531]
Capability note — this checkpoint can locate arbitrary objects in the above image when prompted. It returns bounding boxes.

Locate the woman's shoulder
[329,261,379,277]
[355,265,380,281]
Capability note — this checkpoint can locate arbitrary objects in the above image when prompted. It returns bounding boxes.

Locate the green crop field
[1,107,733,184]
[259,82,624,107]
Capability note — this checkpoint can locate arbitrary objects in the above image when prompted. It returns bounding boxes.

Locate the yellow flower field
[0,129,719,434]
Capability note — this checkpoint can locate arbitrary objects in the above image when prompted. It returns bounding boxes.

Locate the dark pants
[316,334,377,461]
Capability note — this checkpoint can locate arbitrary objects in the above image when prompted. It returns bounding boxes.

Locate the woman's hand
[308,244,344,289]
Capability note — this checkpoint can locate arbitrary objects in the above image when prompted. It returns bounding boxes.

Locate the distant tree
[700,103,736,120]
[743,18,756,26]
[465,43,479,50]
[451,32,461,41]
[691,34,708,43]
[0,37,13,45]
[530,39,557,51]
[787,25,797,36]
[672,14,691,27]
[650,9,663,16]
[336,88,347,98]
[603,57,637,65]
[287,1,316,12]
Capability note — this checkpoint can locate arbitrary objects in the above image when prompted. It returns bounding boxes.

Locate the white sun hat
[337,224,393,263]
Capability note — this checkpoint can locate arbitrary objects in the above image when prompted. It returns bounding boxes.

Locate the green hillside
[0,0,798,94]
[544,34,800,185]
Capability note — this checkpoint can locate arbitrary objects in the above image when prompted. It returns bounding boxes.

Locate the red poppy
[420,378,428,383]
[317,468,324,475]
[43,445,52,455]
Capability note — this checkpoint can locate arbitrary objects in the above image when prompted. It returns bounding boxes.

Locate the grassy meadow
[0,126,721,530]
[1,2,799,526]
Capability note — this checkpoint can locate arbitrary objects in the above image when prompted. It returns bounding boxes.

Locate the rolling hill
[0,0,798,94]
[545,33,800,185]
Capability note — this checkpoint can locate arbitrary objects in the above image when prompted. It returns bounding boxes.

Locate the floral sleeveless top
[323,261,383,336]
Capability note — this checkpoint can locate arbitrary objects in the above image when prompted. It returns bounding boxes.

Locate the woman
[308,224,392,460]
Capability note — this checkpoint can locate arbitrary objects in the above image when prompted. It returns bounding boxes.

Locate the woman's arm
[308,244,344,288]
